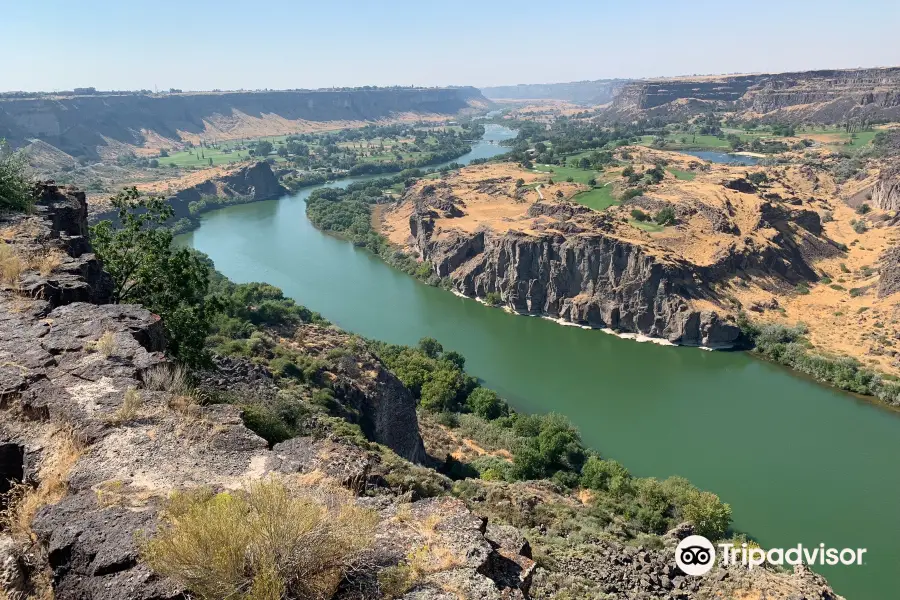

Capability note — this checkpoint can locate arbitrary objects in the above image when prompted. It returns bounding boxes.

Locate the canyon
[0,182,847,600]
[0,87,488,160]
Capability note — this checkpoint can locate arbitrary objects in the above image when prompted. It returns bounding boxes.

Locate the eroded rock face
[872,166,900,212]
[412,214,740,347]
[90,161,286,225]
[609,67,900,123]
[878,246,900,298]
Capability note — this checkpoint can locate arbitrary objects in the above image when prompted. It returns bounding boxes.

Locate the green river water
[176,125,899,599]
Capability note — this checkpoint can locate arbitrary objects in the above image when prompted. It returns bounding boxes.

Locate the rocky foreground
[0,186,843,599]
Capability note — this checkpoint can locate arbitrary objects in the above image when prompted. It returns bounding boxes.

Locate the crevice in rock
[0,443,25,510]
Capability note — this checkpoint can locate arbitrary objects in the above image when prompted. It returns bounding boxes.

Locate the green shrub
[484,291,503,306]
[630,208,649,222]
[620,188,644,201]
[240,404,296,445]
[581,456,630,494]
[0,144,35,212]
[466,388,509,420]
[654,206,677,226]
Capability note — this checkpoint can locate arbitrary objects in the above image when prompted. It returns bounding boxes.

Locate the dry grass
[378,543,462,599]
[142,364,206,417]
[95,479,126,508]
[30,249,66,276]
[105,388,142,425]
[141,479,378,600]
[0,242,24,287]
[143,363,190,394]
[85,331,117,357]
[0,425,83,541]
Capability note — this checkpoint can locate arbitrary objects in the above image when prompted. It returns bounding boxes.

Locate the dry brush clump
[85,331,117,357]
[142,364,204,416]
[141,479,378,600]
[0,241,24,287]
[104,388,143,425]
[30,248,66,277]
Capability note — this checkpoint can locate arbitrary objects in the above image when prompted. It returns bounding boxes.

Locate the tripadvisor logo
[675,535,868,576]
[675,535,716,576]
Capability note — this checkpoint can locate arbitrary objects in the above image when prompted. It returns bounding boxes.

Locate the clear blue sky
[3,0,899,92]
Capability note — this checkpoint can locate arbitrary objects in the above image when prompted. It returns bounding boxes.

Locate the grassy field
[157,148,253,167]
[534,163,600,184]
[629,219,664,232]
[637,134,733,149]
[668,167,696,181]
[571,185,617,211]
[796,128,878,149]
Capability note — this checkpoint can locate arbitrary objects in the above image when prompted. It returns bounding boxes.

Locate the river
[176,124,898,599]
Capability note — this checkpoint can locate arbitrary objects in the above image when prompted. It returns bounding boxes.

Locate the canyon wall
[480,79,628,105]
[871,166,900,211]
[0,87,487,159]
[89,161,286,224]
[409,209,741,347]
[609,67,900,123]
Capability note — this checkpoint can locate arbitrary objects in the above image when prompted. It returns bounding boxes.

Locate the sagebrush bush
[142,480,377,600]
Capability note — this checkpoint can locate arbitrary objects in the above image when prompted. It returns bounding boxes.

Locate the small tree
[655,205,677,226]
[255,140,274,156]
[90,188,214,366]
[466,387,508,420]
[417,336,443,359]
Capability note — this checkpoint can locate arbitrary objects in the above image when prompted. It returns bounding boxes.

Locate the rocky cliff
[383,159,850,349]
[608,67,900,123]
[871,166,900,211]
[89,160,286,225]
[480,79,628,105]
[413,217,740,346]
[0,87,487,159]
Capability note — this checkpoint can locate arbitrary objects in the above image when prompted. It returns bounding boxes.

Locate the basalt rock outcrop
[89,161,285,225]
[0,183,540,600]
[608,67,900,123]
[878,246,900,298]
[871,166,900,212]
[411,209,739,347]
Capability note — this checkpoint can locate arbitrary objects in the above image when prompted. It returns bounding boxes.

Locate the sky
[2,0,899,92]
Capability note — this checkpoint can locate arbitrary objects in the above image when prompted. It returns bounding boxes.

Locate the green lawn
[158,148,252,167]
[533,164,600,185]
[638,134,732,149]
[668,167,696,181]
[629,219,664,232]
[572,185,617,211]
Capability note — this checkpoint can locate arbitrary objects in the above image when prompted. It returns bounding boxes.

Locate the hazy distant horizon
[2,0,899,93]
[7,61,900,96]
